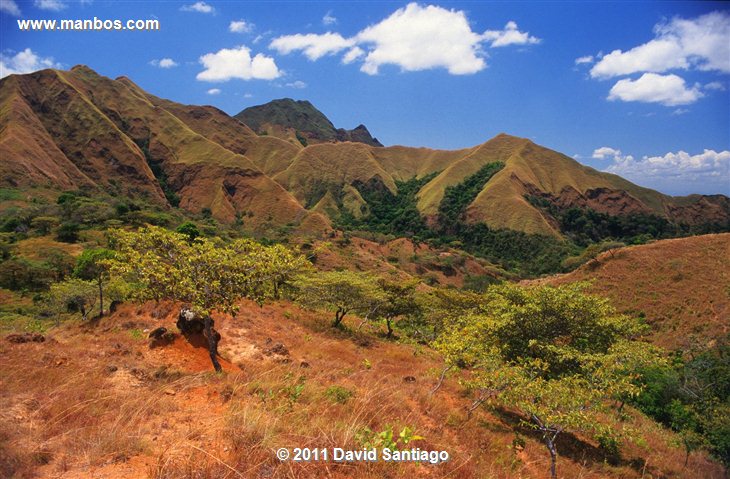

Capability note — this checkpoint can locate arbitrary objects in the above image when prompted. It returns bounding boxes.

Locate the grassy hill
[532,233,730,350]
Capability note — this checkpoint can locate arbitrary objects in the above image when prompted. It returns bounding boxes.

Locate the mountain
[1,66,727,242]
[234,98,383,147]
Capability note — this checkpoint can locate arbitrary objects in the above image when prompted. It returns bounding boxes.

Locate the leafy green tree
[436,283,661,479]
[292,270,384,328]
[74,248,116,317]
[31,216,59,236]
[56,222,80,243]
[106,226,309,371]
[175,221,200,242]
[49,278,98,322]
[374,277,420,337]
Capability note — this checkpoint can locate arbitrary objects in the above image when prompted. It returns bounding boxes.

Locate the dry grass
[535,233,730,349]
[0,298,726,478]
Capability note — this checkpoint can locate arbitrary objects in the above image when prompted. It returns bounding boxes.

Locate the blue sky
[1,1,728,196]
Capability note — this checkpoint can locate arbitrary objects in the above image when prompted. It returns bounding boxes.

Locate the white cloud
[196,45,281,81]
[355,3,488,75]
[705,81,726,91]
[0,0,21,16]
[342,47,364,64]
[286,80,307,89]
[244,93,253,98]
[270,32,354,61]
[229,20,252,33]
[181,1,213,14]
[590,11,730,78]
[150,58,178,68]
[35,0,66,11]
[672,108,689,115]
[607,73,703,106]
[575,55,594,65]
[592,146,627,160]
[207,88,221,95]
[0,48,61,78]
[323,10,337,26]
[482,21,540,48]
[605,149,730,194]
[269,3,538,76]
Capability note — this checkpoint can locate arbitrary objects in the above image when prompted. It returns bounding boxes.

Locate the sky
[1,1,728,196]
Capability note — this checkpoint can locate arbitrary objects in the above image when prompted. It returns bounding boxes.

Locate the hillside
[1,298,725,479]
[533,234,730,349]
[235,98,383,147]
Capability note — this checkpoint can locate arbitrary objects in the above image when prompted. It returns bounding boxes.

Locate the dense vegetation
[527,195,729,247]
[337,164,575,276]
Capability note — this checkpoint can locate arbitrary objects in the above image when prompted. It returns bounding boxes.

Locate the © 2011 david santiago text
[276,447,450,464]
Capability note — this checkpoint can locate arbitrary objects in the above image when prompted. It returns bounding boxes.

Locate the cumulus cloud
[607,73,703,106]
[35,0,66,11]
[269,3,539,76]
[592,147,628,161]
[322,10,337,26]
[286,80,307,89]
[196,45,281,81]
[270,32,354,61]
[0,48,61,78]
[590,11,730,78]
[207,88,221,95]
[605,149,730,194]
[150,58,178,68]
[229,20,252,33]
[483,21,540,47]
[0,0,21,16]
[181,1,213,14]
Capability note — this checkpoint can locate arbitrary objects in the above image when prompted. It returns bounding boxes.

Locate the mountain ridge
[1,65,727,240]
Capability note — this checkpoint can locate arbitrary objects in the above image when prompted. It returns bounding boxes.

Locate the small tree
[74,248,116,317]
[436,283,661,479]
[49,278,98,322]
[107,226,309,371]
[292,270,384,328]
[375,278,420,337]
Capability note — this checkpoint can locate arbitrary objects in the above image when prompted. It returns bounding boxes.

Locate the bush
[56,222,80,243]
[325,385,353,404]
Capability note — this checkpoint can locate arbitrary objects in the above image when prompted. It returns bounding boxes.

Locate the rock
[148,327,168,339]
[300,361,310,368]
[164,389,176,396]
[403,376,416,383]
[264,343,289,356]
[105,365,118,374]
[6,332,45,343]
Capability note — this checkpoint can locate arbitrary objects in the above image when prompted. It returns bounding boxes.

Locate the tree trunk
[80,304,88,321]
[97,276,104,317]
[386,318,393,337]
[332,307,345,327]
[545,436,558,479]
[204,315,222,372]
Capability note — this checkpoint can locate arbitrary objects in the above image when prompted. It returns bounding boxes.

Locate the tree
[175,221,200,242]
[49,278,98,322]
[374,278,420,337]
[106,226,309,371]
[31,216,59,236]
[436,283,661,479]
[292,270,384,328]
[74,248,115,317]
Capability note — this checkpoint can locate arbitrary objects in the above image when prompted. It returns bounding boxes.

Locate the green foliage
[356,425,424,451]
[373,277,421,337]
[49,278,98,321]
[56,222,80,243]
[106,226,309,317]
[325,385,353,404]
[561,240,625,271]
[292,270,385,327]
[631,337,730,465]
[436,283,661,478]
[0,258,53,291]
[175,221,200,242]
[74,248,115,316]
[438,162,504,230]
[295,131,308,147]
[336,174,437,238]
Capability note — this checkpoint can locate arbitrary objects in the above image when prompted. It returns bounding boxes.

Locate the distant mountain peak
[234,98,383,147]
